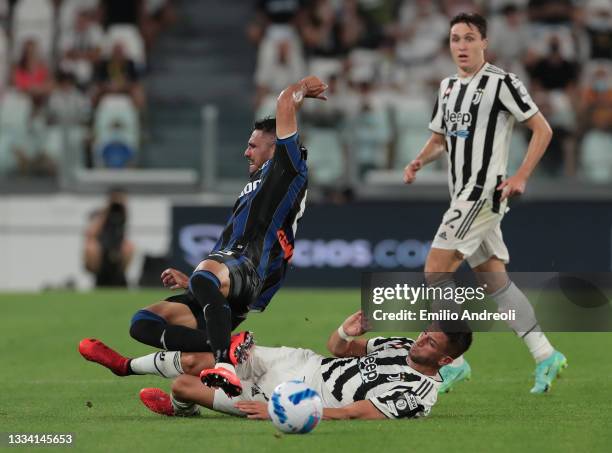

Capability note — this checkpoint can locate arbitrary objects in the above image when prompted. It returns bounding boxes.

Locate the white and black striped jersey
[319,337,441,419]
[429,63,539,206]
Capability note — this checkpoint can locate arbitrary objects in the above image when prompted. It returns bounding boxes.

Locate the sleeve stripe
[430,97,439,122]
[503,75,531,113]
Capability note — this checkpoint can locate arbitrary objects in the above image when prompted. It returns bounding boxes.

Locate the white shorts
[431,199,509,268]
[212,346,326,416]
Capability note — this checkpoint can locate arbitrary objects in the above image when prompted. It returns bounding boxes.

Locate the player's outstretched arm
[403,132,446,184]
[497,111,552,200]
[235,400,386,420]
[323,401,386,420]
[326,311,369,358]
[276,75,327,139]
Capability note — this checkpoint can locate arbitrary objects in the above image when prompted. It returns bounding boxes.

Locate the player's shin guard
[490,280,554,362]
[189,270,232,363]
[129,309,210,352]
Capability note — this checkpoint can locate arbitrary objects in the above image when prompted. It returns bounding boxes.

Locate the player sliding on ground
[402,12,566,394]
[80,76,327,398]
[80,311,472,420]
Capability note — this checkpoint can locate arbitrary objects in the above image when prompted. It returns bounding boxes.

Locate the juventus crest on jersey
[429,63,539,202]
[320,337,441,419]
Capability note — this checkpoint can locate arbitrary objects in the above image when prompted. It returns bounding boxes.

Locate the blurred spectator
[394,0,447,65]
[578,63,612,133]
[356,0,400,41]
[583,0,612,60]
[527,35,579,92]
[337,0,382,50]
[11,0,55,63]
[141,0,177,48]
[488,4,530,70]
[247,0,304,45]
[527,0,573,24]
[578,64,612,182]
[12,39,53,102]
[59,9,104,88]
[46,72,91,170]
[59,0,101,35]
[84,188,134,287]
[94,42,145,110]
[255,36,306,112]
[299,0,344,57]
[48,72,91,126]
[440,0,480,18]
[251,0,304,114]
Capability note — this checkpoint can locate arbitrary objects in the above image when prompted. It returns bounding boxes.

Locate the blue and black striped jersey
[213,133,308,311]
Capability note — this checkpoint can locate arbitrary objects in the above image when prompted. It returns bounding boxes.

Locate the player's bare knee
[171,375,192,398]
[180,352,213,376]
[194,260,231,296]
[141,302,170,318]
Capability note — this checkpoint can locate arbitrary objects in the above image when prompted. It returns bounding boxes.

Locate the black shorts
[165,250,262,330]
[164,292,247,331]
[205,250,262,311]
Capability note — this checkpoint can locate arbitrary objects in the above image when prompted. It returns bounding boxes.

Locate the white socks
[130,351,184,378]
[216,362,236,373]
[171,394,199,417]
[521,330,554,363]
[490,280,554,363]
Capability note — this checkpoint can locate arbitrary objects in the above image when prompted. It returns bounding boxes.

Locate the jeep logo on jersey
[444,110,472,127]
[179,224,224,267]
[359,355,379,383]
[240,179,262,198]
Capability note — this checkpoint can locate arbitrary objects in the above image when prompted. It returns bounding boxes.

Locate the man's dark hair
[438,319,473,359]
[253,117,276,135]
[450,12,487,39]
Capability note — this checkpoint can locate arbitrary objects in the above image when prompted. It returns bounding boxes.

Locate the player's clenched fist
[299,75,328,100]
[403,159,422,184]
[342,310,369,337]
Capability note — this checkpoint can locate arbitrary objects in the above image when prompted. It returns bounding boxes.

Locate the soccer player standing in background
[403,13,566,394]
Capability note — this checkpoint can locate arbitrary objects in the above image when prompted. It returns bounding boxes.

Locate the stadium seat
[12,0,54,61]
[93,94,140,168]
[308,57,343,82]
[0,90,33,174]
[392,96,436,171]
[580,130,612,183]
[104,25,147,68]
[302,127,344,185]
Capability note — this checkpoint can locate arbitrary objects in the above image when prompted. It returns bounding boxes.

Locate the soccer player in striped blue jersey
[402,13,566,394]
[79,76,328,398]
[135,311,472,420]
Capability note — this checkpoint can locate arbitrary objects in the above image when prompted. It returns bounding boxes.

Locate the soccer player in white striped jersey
[136,311,472,421]
[403,12,566,394]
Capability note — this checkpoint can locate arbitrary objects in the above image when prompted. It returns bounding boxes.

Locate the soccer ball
[267,380,323,434]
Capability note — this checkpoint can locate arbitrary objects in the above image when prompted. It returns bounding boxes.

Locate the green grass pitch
[1,289,610,453]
